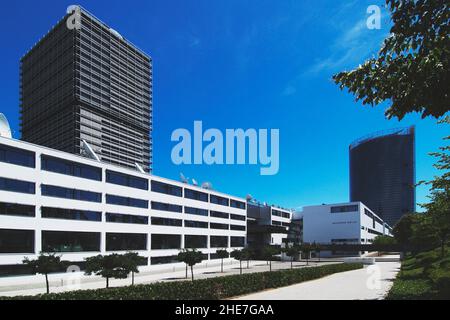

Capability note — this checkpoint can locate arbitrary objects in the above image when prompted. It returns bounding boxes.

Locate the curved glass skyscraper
[349,126,415,227]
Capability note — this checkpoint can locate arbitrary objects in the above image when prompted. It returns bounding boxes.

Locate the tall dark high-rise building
[20,6,152,172]
[349,126,415,227]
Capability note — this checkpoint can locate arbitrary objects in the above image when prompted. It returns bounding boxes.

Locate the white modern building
[0,135,247,276]
[302,202,392,257]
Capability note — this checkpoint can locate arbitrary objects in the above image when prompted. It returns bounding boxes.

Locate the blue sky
[0,0,447,211]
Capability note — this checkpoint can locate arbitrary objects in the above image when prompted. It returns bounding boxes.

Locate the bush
[386,279,435,300]
[0,263,363,300]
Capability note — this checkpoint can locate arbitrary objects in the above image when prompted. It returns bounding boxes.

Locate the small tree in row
[177,249,204,281]
[215,249,229,273]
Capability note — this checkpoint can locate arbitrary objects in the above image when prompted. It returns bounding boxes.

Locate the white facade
[0,136,247,275]
[269,206,292,245]
[302,202,392,256]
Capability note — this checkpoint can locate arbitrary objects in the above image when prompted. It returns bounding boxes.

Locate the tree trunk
[221,259,224,273]
[132,271,135,286]
[247,259,249,269]
[291,258,293,269]
[45,274,49,294]
[185,264,188,279]
[269,260,272,272]
[106,277,109,289]
[239,260,242,275]
[191,265,194,281]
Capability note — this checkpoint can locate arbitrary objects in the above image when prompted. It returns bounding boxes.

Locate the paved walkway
[0,259,338,297]
[234,260,400,300]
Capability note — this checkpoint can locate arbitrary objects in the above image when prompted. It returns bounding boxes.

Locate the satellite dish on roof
[201,182,213,190]
[81,140,100,162]
[109,28,123,40]
[180,173,189,184]
[192,179,198,186]
[246,194,253,201]
[0,113,12,139]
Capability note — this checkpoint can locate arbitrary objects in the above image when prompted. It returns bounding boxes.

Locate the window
[41,155,102,181]
[0,178,35,194]
[0,202,35,218]
[210,223,229,230]
[42,231,100,252]
[151,255,178,265]
[151,180,182,197]
[282,212,290,219]
[184,189,208,202]
[185,235,207,248]
[151,201,182,213]
[185,206,208,217]
[0,229,34,253]
[230,236,245,247]
[106,170,148,190]
[42,185,101,203]
[230,200,246,210]
[151,234,181,250]
[230,214,246,221]
[272,209,282,217]
[106,233,147,251]
[106,194,148,208]
[210,195,229,206]
[210,252,229,260]
[42,207,101,222]
[230,224,246,231]
[330,205,358,213]
[210,211,229,219]
[272,220,282,226]
[106,213,148,225]
[151,217,182,227]
[184,220,208,229]
[210,236,228,248]
[0,144,35,168]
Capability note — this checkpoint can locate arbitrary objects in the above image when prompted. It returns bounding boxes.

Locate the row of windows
[42,185,101,203]
[0,229,246,253]
[0,144,35,168]
[0,177,35,194]
[0,202,35,218]
[106,194,148,208]
[42,155,102,181]
[106,170,148,190]
[272,209,291,219]
[330,205,359,213]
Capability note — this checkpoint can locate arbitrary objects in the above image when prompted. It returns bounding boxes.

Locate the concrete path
[234,260,401,300]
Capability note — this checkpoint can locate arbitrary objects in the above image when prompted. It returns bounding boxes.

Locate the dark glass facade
[20,7,152,172]
[350,126,415,227]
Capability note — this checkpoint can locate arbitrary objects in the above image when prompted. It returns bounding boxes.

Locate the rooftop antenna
[81,140,100,162]
[135,163,145,174]
[0,113,12,139]
[246,194,253,202]
[180,173,189,184]
[201,182,213,190]
[192,179,198,186]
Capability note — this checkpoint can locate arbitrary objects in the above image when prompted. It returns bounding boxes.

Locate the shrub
[0,263,363,300]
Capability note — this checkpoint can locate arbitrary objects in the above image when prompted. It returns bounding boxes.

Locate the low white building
[302,202,392,257]
[0,136,247,277]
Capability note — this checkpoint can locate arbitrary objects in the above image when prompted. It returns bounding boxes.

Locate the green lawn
[386,246,450,300]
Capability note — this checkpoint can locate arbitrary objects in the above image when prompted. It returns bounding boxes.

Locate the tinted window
[42,185,101,203]
[185,235,207,248]
[0,144,35,168]
[0,202,35,218]
[0,229,34,253]
[151,255,178,265]
[41,155,102,181]
[184,220,208,229]
[230,214,246,221]
[106,170,148,190]
[106,233,147,251]
[42,231,100,252]
[151,217,182,227]
[42,207,101,222]
[230,224,246,231]
[210,211,229,219]
[106,213,148,225]
[0,177,35,194]
[210,223,229,230]
[230,236,245,247]
[185,206,208,216]
[210,236,228,248]
[330,205,359,213]
[210,195,229,206]
[230,200,246,209]
[106,194,148,208]
[151,234,181,249]
[151,201,182,213]
[151,180,182,197]
[184,189,208,202]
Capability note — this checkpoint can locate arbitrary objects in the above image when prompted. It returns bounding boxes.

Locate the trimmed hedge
[1,263,362,300]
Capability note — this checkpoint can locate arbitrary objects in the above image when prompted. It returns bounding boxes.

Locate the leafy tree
[282,245,299,269]
[241,247,253,269]
[230,249,245,275]
[333,0,449,120]
[372,235,397,246]
[122,252,144,286]
[215,249,229,273]
[176,249,204,281]
[84,254,128,288]
[393,213,421,250]
[312,242,323,262]
[23,252,68,294]
[261,246,279,272]
[299,243,313,266]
